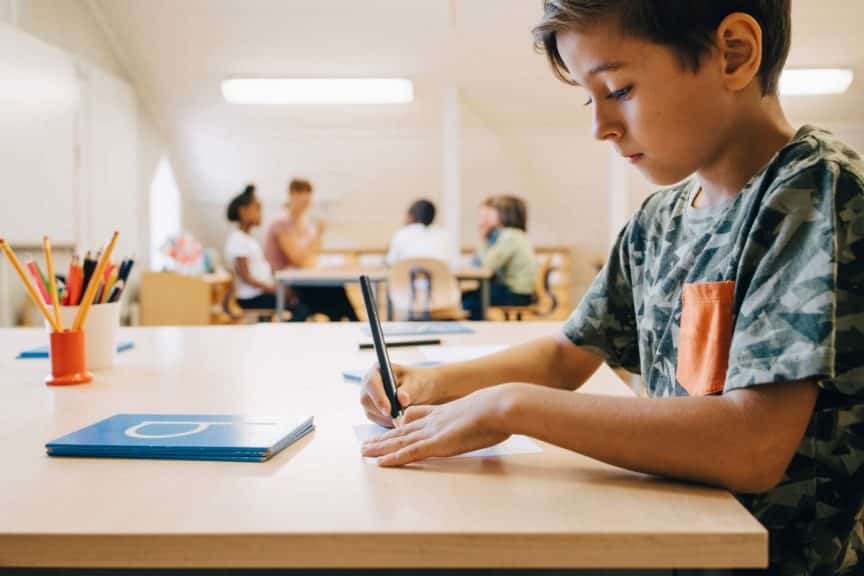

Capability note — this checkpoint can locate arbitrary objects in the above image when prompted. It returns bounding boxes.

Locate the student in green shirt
[463,195,539,320]
[361,1,863,574]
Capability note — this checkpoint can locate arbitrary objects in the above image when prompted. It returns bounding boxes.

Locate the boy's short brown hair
[289,178,313,193]
[533,0,791,95]
[494,195,529,232]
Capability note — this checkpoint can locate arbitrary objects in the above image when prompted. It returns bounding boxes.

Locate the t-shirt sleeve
[225,232,252,261]
[480,233,515,272]
[724,162,857,393]
[562,217,641,373]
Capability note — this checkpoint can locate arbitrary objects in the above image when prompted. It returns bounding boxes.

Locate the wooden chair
[388,258,468,321]
[221,274,290,324]
[491,256,559,321]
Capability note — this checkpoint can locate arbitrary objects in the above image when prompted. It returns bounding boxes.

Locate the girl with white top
[224,185,308,320]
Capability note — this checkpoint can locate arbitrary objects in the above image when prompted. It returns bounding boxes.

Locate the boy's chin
[637,163,692,187]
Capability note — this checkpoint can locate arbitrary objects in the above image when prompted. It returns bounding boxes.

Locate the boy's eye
[583,96,593,107]
[607,85,633,100]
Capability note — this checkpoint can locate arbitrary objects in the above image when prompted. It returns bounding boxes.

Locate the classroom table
[0,323,767,571]
[274,265,495,321]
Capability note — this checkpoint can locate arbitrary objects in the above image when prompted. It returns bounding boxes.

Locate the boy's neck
[695,96,795,208]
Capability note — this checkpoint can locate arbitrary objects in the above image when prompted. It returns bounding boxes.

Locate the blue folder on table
[46,413,314,462]
[360,322,474,337]
[17,341,134,359]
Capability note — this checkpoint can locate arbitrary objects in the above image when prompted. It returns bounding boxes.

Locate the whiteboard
[0,23,80,246]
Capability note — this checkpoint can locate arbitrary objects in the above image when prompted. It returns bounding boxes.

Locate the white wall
[17,0,127,80]
[0,0,168,325]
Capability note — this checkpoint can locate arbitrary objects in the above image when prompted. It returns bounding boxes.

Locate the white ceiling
[90,0,864,206]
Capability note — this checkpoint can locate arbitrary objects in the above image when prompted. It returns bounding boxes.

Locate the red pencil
[26,259,50,303]
[68,259,83,307]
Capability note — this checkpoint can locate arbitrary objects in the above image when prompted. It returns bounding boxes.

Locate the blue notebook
[342,361,441,382]
[46,413,314,462]
[17,341,134,359]
[360,322,474,337]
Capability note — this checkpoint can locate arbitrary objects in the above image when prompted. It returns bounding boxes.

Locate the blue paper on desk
[46,414,314,462]
[360,322,474,337]
[17,341,134,359]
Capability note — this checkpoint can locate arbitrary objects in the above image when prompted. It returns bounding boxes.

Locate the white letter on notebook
[124,420,231,439]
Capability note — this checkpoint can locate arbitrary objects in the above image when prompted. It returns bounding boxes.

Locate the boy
[361,1,863,574]
[385,198,450,265]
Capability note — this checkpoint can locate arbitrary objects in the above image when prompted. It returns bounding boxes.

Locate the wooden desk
[139,271,233,326]
[274,266,495,320]
[0,324,766,570]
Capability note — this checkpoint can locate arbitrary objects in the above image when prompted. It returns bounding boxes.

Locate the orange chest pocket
[676,281,736,396]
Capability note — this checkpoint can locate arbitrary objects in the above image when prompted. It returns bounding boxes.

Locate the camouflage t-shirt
[563,126,863,575]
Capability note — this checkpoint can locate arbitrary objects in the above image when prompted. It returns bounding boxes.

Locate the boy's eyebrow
[589,61,627,76]
[570,61,628,86]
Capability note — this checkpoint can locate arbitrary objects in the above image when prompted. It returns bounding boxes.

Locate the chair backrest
[388,258,461,320]
[534,255,559,316]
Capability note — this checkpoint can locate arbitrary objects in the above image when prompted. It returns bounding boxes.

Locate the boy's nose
[592,106,623,142]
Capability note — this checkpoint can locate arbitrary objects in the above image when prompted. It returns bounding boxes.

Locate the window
[148,155,181,270]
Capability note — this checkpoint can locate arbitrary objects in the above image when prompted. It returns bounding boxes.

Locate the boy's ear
[715,12,763,93]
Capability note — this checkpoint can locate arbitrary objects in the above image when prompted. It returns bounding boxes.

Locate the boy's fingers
[377,439,437,467]
[402,405,432,425]
[362,430,426,457]
[364,408,395,429]
[362,366,391,414]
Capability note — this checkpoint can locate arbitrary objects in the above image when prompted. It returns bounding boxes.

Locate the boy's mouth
[626,153,645,164]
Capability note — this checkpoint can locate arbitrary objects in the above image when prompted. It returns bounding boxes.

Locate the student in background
[264,178,357,321]
[463,195,538,320]
[473,196,501,260]
[385,199,450,265]
[224,185,278,310]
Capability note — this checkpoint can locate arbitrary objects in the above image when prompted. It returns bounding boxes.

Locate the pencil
[43,236,64,331]
[101,267,118,304]
[81,251,95,298]
[73,231,119,331]
[106,279,125,303]
[68,256,82,306]
[0,239,61,332]
[26,259,50,303]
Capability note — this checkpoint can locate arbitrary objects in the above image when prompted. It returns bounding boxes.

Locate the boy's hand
[361,385,513,465]
[360,364,443,428]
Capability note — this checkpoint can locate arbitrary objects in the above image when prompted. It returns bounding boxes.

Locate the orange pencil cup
[46,330,93,386]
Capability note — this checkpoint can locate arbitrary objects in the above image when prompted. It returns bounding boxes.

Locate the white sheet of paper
[354,423,541,460]
[419,345,508,364]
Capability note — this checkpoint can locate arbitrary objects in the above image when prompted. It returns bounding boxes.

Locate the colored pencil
[26,259,50,303]
[73,232,119,330]
[43,236,63,331]
[0,239,61,332]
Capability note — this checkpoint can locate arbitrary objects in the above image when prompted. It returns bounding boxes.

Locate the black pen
[359,275,403,421]
[358,338,442,350]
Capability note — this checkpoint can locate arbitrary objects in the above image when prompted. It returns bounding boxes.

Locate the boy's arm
[360,336,604,425]
[277,231,316,268]
[502,379,818,493]
[366,377,818,494]
[436,335,603,399]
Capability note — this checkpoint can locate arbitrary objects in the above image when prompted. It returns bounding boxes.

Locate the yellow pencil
[101,267,118,304]
[73,231,119,331]
[43,236,64,331]
[0,239,62,332]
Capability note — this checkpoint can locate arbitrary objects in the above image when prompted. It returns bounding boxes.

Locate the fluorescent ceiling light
[779,68,853,96]
[222,78,414,104]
